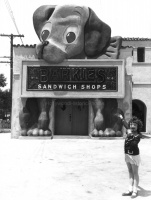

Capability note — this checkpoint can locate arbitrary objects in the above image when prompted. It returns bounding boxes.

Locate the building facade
[121,38,151,133]
[11,38,151,138]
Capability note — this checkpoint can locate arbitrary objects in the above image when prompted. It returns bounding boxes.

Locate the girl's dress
[124,133,141,166]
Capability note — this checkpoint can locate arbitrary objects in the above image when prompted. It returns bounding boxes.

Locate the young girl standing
[117,115,143,198]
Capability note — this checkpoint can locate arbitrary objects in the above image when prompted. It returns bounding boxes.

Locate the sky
[0,0,151,90]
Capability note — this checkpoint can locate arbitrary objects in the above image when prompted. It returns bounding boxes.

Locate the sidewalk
[0,133,150,200]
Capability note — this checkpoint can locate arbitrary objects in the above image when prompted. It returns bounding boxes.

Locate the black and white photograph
[0,0,151,199]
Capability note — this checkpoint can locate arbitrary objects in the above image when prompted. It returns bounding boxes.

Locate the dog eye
[66,32,76,43]
[41,30,50,41]
[64,26,79,44]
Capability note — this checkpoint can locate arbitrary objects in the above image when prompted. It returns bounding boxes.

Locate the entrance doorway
[55,99,88,135]
[132,99,147,132]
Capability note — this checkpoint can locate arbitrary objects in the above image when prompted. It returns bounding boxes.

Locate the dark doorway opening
[132,99,146,132]
[55,99,88,135]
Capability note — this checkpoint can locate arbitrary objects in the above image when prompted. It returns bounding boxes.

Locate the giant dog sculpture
[19,5,123,137]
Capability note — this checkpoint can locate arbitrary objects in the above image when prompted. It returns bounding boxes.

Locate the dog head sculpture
[33,5,111,64]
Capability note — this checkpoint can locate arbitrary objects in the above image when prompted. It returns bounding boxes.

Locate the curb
[0,129,11,133]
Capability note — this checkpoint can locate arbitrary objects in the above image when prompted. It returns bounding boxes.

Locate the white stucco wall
[132,49,151,133]
[12,46,37,138]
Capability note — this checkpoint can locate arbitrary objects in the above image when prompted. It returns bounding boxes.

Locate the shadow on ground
[138,186,151,197]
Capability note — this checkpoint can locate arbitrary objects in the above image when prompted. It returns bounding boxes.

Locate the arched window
[132,99,147,132]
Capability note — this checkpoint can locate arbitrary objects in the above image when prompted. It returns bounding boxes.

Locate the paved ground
[0,132,151,200]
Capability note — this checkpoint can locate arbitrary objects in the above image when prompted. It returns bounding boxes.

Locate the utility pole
[0,33,24,121]
[0,34,24,92]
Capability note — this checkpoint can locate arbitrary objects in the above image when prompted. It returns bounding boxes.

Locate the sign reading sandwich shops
[27,66,118,91]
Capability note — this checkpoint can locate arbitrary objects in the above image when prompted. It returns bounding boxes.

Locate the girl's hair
[128,116,143,133]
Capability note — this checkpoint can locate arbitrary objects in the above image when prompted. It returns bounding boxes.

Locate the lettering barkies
[27,66,117,91]
[39,67,107,83]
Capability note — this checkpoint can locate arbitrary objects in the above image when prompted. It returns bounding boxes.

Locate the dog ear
[84,8,111,58]
[33,5,56,39]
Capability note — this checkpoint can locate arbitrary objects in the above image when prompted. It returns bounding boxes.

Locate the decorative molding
[132,62,151,67]
[133,82,151,85]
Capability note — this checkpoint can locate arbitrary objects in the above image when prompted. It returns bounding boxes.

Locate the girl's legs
[126,162,134,192]
[131,164,139,193]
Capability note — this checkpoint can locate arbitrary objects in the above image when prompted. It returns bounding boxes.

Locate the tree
[0,89,11,119]
[0,74,7,88]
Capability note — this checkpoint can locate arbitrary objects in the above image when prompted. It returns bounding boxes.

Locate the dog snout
[36,40,67,63]
[42,40,49,46]
[43,44,67,64]
[36,41,49,59]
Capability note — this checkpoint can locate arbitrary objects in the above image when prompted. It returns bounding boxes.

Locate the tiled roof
[13,37,151,48]
[123,37,151,41]
[121,45,133,48]
[13,44,36,48]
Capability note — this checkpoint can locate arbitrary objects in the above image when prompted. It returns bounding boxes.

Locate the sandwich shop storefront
[11,46,131,139]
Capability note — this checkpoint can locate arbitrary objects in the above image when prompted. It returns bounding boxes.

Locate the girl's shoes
[131,191,138,198]
[122,191,133,196]
[122,190,138,198]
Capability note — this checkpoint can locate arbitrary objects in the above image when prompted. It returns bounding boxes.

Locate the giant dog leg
[91,98,104,136]
[37,98,51,135]
[19,98,39,136]
[23,98,51,136]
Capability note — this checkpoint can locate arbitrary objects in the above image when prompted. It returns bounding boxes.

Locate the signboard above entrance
[21,59,125,98]
[27,66,118,91]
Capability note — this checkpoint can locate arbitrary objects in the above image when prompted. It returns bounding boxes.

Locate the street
[0,133,151,200]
